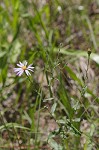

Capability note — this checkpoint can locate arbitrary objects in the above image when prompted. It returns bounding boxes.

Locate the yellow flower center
[21,66,27,70]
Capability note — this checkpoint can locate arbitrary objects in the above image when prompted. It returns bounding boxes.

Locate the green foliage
[0,0,99,149]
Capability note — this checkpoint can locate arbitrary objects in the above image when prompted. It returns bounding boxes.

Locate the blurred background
[0,0,99,149]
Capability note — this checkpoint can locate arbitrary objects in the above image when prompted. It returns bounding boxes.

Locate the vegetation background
[0,0,99,149]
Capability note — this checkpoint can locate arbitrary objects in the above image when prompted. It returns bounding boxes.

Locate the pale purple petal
[27,64,34,70]
[14,68,22,72]
[25,70,31,76]
[24,61,27,66]
[16,71,21,76]
[19,62,24,66]
[27,68,34,72]
[27,66,34,69]
[17,64,23,67]
[16,70,24,76]
[14,61,34,76]
[28,64,33,68]
[18,70,24,76]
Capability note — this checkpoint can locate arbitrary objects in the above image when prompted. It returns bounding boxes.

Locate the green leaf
[65,65,83,86]
[9,40,21,63]
[0,123,31,131]
[91,53,99,64]
[54,48,99,64]
[51,102,57,116]
[58,75,74,118]
[0,51,7,58]
[48,139,63,150]
[1,65,8,86]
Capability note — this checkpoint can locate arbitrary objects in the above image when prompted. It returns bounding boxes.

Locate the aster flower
[14,61,34,76]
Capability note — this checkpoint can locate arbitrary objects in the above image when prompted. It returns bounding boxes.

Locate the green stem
[35,89,42,148]
[85,54,90,82]
[12,123,21,150]
[0,112,14,150]
[45,71,53,98]
[25,74,42,148]
[31,1,49,40]
[25,74,39,95]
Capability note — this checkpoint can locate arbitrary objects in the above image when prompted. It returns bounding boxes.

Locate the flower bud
[87,48,91,56]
